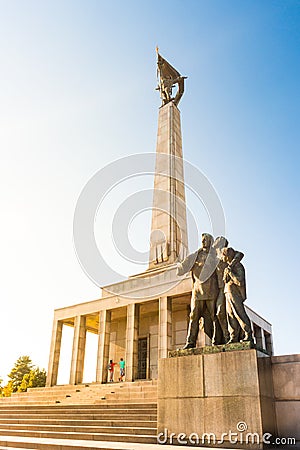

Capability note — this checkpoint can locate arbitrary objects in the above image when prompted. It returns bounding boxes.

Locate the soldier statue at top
[156,47,187,106]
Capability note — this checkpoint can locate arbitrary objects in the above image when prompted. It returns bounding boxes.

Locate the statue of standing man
[222,247,253,344]
[177,233,219,349]
[212,237,244,344]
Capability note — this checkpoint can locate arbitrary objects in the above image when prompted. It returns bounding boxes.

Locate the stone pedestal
[158,346,277,448]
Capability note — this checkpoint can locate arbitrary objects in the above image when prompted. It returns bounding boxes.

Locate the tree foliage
[18,368,47,392]
[2,381,13,397]
[7,356,33,393]
[2,356,47,397]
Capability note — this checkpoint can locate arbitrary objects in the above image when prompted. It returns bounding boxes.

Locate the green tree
[2,381,13,397]
[2,356,47,397]
[7,356,33,393]
[18,368,47,392]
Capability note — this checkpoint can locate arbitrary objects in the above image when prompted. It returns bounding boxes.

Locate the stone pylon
[149,101,188,268]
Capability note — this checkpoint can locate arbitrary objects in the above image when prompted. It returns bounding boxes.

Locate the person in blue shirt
[118,358,125,382]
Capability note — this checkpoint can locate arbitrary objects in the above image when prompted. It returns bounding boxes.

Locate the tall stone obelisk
[149,51,188,268]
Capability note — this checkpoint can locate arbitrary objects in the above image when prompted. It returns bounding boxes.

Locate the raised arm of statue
[177,250,198,276]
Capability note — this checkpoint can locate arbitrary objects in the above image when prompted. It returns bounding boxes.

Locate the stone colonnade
[46,266,273,387]
[46,296,172,387]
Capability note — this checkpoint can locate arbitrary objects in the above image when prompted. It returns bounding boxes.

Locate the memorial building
[46,52,273,388]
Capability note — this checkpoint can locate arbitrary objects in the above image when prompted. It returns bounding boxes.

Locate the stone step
[0,443,117,450]
[0,437,161,450]
[0,404,157,411]
[0,408,156,415]
[0,402,157,411]
[0,405,156,412]
[0,410,157,421]
[0,430,156,444]
[1,398,157,403]
[9,393,158,401]
[11,387,158,397]
[0,440,206,450]
[0,399,157,406]
[0,408,156,413]
[6,393,157,401]
[26,380,157,393]
[0,383,158,406]
[96,399,156,404]
[0,446,39,450]
[0,386,158,448]
[0,414,156,421]
[0,419,156,427]
[0,425,156,436]
[27,383,157,392]
[15,396,158,402]
[7,392,158,401]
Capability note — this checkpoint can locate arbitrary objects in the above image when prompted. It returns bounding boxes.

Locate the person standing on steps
[118,358,125,382]
[108,359,116,382]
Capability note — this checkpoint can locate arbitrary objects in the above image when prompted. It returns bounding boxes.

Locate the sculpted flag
[156,50,186,106]
[157,52,182,81]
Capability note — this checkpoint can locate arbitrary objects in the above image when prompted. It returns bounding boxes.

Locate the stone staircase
[0,380,157,405]
[0,381,158,449]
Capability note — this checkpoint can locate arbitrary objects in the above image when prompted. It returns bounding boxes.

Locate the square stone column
[261,327,266,350]
[125,303,139,381]
[96,309,111,383]
[46,319,63,387]
[253,324,264,349]
[69,315,86,385]
[159,296,172,359]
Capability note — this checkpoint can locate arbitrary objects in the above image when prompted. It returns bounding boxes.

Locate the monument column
[96,309,111,383]
[125,303,139,381]
[158,296,172,358]
[69,315,86,384]
[149,102,188,267]
[46,319,63,387]
[149,51,188,268]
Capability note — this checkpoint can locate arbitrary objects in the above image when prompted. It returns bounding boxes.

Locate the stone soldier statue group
[177,233,253,349]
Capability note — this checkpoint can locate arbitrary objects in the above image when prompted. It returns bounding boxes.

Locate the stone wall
[139,310,159,379]
[109,317,126,365]
[172,306,188,349]
[272,354,300,442]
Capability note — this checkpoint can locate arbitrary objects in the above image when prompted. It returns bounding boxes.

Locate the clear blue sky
[0,0,299,382]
